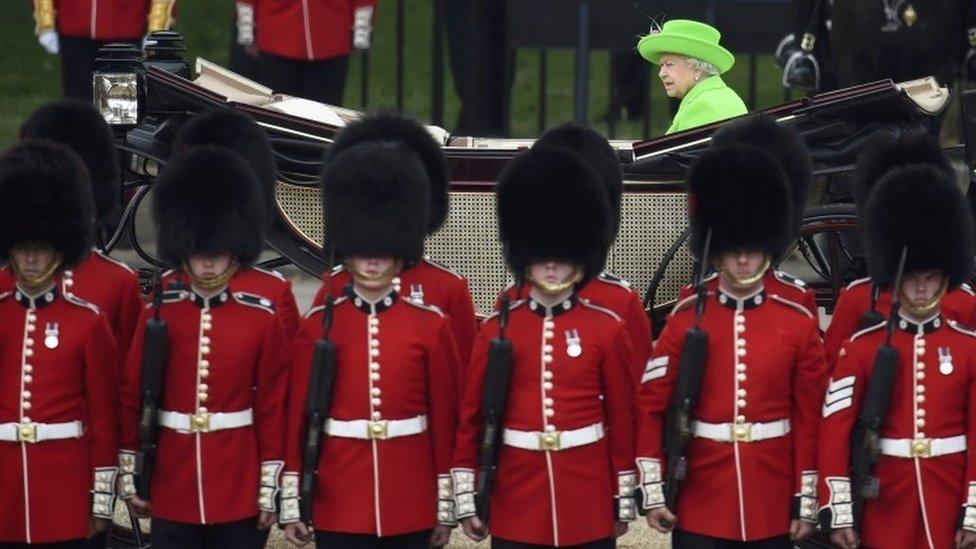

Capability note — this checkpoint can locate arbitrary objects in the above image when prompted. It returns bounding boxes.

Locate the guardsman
[163,107,302,343]
[30,0,176,100]
[253,0,376,105]
[675,114,818,319]
[0,141,119,546]
[637,140,828,546]
[17,99,144,371]
[818,147,976,549]
[118,146,289,548]
[496,123,653,382]
[824,133,976,367]
[454,146,637,548]
[280,136,460,548]
[309,113,478,376]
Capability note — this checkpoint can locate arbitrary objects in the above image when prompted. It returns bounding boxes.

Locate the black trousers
[59,34,140,101]
[150,516,269,549]
[0,540,87,549]
[257,52,349,106]
[314,529,432,548]
[84,531,107,548]
[673,530,793,549]
[492,537,614,549]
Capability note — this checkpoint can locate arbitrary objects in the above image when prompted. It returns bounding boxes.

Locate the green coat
[665,75,748,135]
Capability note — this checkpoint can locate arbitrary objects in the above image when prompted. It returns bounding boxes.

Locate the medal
[939,347,953,375]
[565,329,582,358]
[44,322,59,349]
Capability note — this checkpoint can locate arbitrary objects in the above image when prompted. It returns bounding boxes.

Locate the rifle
[848,246,907,530]
[661,229,712,517]
[299,251,341,526]
[474,285,516,525]
[135,270,169,500]
[857,284,885,330]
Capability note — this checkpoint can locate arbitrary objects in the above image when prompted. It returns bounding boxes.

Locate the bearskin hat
[0,140,94,266]
[497,146,611,281]
[864,165,974,288]
[20,99,121,221]
[322,141,430,262]
[535,123,623,242]
[174,108,278,221]
[152,146,265,267]
[326,113,448,234]
[711,114,810,234]
[853,131,951,213]
[688,143,793,259]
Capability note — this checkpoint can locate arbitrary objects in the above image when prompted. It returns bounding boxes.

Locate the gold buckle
[367,420,388,440]
[539,431,561,451]
[16,422,37,443]
[910,438,932,458]
[190,412,211,433]
[731,423,753,443]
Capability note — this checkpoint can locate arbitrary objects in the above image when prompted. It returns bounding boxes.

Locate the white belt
[503,422,604,452]
[325,415,428,440]
[880,435,967,458]
[693,419,791,443]
[0,421,83,443]
[158,409,253,433]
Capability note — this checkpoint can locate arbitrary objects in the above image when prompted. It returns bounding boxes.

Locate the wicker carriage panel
[275,183,691,315]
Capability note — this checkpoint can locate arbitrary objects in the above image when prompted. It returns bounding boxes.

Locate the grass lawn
[0,0,792,150]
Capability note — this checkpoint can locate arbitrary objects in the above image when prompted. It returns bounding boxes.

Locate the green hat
[637,19,735,74]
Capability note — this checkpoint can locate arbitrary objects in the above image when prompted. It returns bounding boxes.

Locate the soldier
[164,108,302,342]
[496,123,652,382]
[118,146,289,548]
[280,136,460,547]
[17,99,144,373]
[454,146,636,548]
[818,151,976,549]
[637,141,828,546]
[0,141,119,546]
[675,114,818,318]
[309,113,478,375]
[30,0,176,100]
[824,133,976,367]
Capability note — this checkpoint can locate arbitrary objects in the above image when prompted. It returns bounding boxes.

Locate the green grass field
[0,0,792,149]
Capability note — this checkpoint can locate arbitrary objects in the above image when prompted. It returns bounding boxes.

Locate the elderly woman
[638,19,748,134]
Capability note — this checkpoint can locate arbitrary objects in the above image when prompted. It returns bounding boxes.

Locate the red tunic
[47,0,158,40]
[824,278,976,368]
[163,266,301,344]
[819,314,976,548]
[0,284,118,544]
[636,288,828,541]
[118,286,289,524]
[60,251,144,369]
[312,260,477,379]
[676,270,818,318]
[497,271,653,383]
[453,296,636,546]
[281,287,460,535]
[255,0,377,61]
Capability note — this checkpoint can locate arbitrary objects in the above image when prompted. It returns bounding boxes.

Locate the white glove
[353,6,373,50]
[236,1,255,46]
[38,29,59,54]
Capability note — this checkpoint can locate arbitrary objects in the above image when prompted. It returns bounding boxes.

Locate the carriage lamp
[92,43,145,127]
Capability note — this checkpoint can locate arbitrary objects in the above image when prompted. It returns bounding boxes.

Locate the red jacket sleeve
[279,315,317,524]
[817,339,868,530]
[621,291,653,382]
[962,348,976,528]
[824,289,863,370]
[276,280,302,344]
[427,318,460,475]
[791,319,829,523]
[254,315,289,463]
[634,314,685,511]
[85,313,120,468]
[452,326,493,472]
[113,276,145,371]
[118,306,150,453]
[446,278,478,377]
